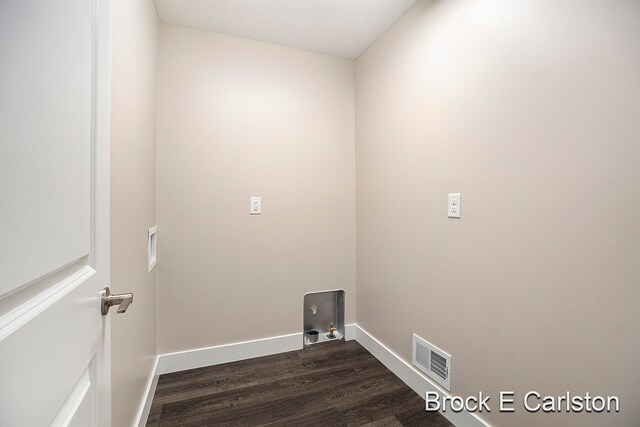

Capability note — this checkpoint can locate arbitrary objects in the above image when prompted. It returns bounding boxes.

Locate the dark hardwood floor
[147,340,454,426]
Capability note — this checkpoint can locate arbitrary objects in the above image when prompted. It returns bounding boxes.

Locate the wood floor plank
[146,401,162,427]
[360,415,404,427]
[338,387,420,425]
[158,363,384,425]
[147,340,455,427]
[264,408,348,427]
[154,341,374,406]
[157,354,381,413]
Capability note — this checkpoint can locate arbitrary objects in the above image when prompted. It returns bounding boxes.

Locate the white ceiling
[154,0,417,59]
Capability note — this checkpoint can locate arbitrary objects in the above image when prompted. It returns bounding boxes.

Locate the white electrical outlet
[250,197,261,215]
[448,193,460,218]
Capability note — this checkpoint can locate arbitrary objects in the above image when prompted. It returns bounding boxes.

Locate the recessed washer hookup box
[303,290,345,348]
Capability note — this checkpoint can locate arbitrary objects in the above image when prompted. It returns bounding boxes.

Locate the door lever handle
[101,287,133,315]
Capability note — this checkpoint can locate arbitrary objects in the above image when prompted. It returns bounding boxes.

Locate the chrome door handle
[101,287,133,315]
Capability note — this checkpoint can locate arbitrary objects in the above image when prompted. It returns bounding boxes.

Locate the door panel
[59,365,95,427]
[0,0,93,295]
[0,0,111,425]
[0,278,105,425]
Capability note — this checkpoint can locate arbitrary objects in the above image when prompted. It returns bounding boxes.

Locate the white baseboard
[156,324,356,375]
[134,356,159,427]
[354,325,489,427]
[138,324,486,427]
[156,332,301,375]
[345,322,356,340]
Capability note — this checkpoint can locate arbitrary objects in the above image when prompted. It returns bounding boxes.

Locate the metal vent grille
[412,334,451,391]
[416,340,429,369]
[430,351,448,380]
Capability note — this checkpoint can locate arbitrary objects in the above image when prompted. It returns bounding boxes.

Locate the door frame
[93,0,113,423]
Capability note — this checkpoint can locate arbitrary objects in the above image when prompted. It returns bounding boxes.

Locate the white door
[0,0,112,425]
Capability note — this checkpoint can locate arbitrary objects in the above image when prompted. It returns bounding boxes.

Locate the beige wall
[156,24,356,354]
[110,0,158,425]
[355,1,640,426]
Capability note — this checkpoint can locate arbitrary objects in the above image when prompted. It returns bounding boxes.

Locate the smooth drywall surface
[356,1,640,426]
[156,24,355,354]
[110,0,158,425]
